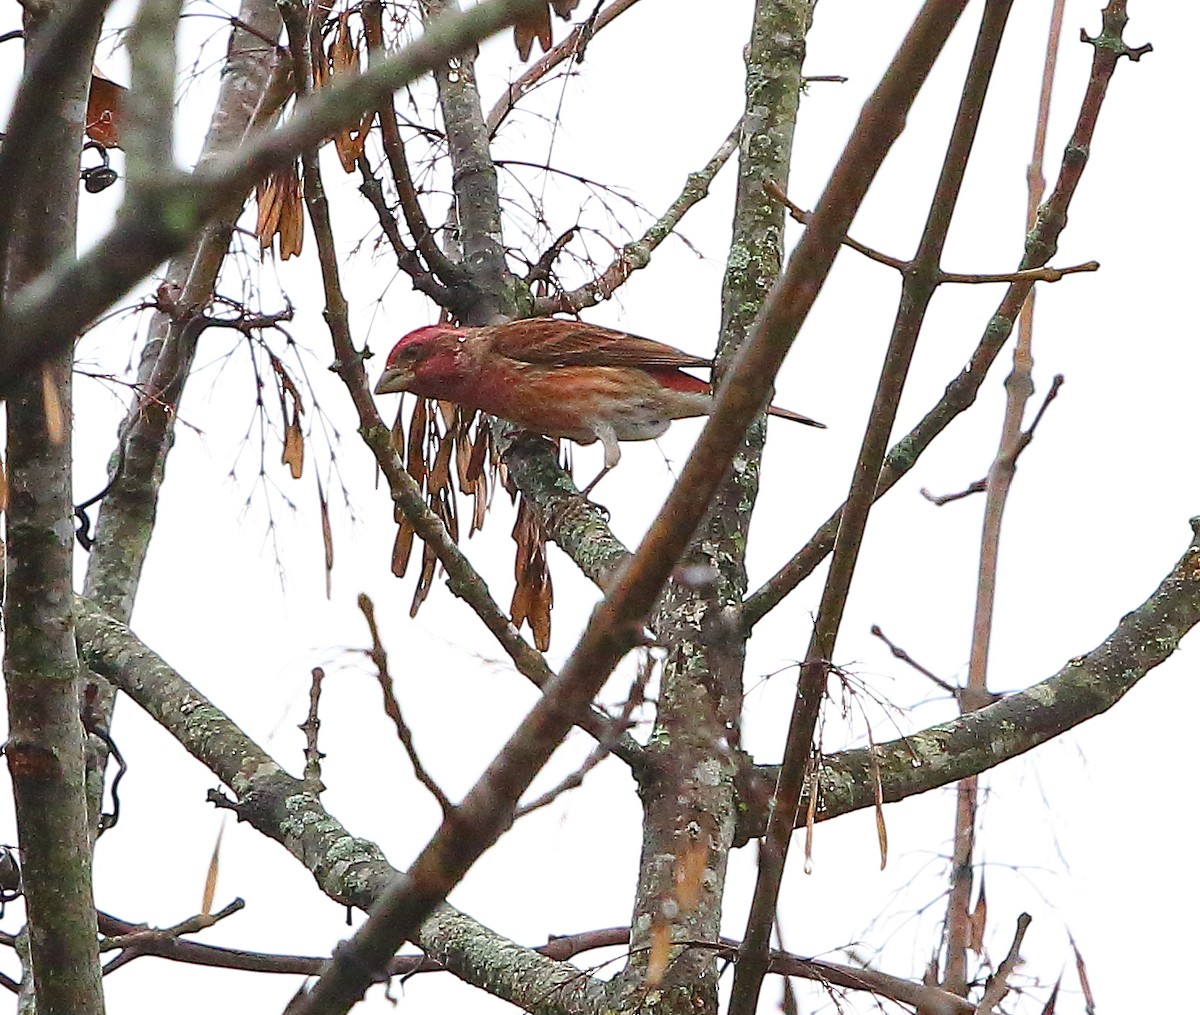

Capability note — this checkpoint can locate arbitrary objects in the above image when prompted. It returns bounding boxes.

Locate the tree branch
[742,0,1152,629]
[729,1,985,1007]
[1,5,106,1010]
[73,598,608,1015]
[0,0,553,396]
[734,516,1200,841]
[534,118,741,316]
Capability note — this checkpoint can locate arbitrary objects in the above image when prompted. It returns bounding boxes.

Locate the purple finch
[374,317,824,491]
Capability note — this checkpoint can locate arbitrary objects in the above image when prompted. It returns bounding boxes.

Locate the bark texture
[2,6,106,1013]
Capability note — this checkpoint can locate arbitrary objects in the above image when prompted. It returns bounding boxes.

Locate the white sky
[1,1,1197,1013]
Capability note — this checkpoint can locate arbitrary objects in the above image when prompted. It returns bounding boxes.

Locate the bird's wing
[486,318,712,370]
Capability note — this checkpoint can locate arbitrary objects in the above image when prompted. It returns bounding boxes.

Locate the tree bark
[2,5,106,1012]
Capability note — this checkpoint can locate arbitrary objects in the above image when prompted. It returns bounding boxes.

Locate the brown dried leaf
[41,366,65,444]
[803,765,819,874]
[327,14,371,172]
[675,841,708,913]
[392,514,415,578]
[277,168,305,259]
[390,405,406,458]
[330,13,359,75]
[510,499,552,650]
[86,73,125,148]
[1039,973,1061,1015]
[255,164,304,259]
[283,415,305,480]
[1068,931,1095,1014]
[201,823,224,917]
[410,540,437,617]
[967,873,987,953]
[256,177,283,243]
[317,477,333,599]
[429,426,455,496]
[465,412,489,483]
[874,803,888,872]
[512,8,551,61]
[866,722,887,870]
[513,1,581,60]
[407,399,429,487]
[646,916,671,988]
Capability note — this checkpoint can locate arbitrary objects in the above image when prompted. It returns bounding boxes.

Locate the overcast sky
[1,2,1196,1012]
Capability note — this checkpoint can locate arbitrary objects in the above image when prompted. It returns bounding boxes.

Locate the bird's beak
[374,365,413,395]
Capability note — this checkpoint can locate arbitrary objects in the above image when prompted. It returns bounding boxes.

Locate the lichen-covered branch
[728,1,979,1009]
[1,7,106,1012]
[742,0,1153,630]
[0,0,551,394]
[734,516,1200,841]
[423,0,511,324]
[74,599,608,1015]
[618,4,812,1012]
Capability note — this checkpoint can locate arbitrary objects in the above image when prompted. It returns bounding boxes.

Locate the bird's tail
[767,404,826,429]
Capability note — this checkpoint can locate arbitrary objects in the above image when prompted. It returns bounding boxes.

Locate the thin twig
[484,0,644,135]
[765,180,1098,285]
[973,914,1032,1014]
[741,6,1152,630]
[534,118,741,315]
[300,667,325,791]
[921,373,1063,505]
[513,650,651,818]
[362,0,467,296]
[358,593,455,818]
[944,4,1068,993]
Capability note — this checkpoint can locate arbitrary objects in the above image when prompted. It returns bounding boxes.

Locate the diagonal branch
[485,0,644,135]
[0,0,553,397]
[729,3,997,1010]
[735,515,1200,842]
[287,0,986,1008]
[533,118,741,315]
[73,598,609,1015]
[742,0,1152,630]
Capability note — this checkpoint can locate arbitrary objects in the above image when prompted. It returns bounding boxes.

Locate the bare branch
[357,594,456,818]
[921,373,1063,505]
[765,180,1098,285]
[973,914,1032,1014]
[731,3,992,1009]
[485,0,644,134]
[535,118,741,315]
[124,0,185,187]
[74,597,609,1015]
[735,516,1200,842]
[0,0,554,395]
[742,3,1153,629]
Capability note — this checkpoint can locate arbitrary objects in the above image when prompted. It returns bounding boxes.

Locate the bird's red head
[374,324,470,397]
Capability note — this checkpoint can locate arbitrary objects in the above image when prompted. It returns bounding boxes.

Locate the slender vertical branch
[619,5,812,1013]
[729,3,1000,1011]
[741,0,1151,631]
[2,6,106,1012]
[124,0,185,187]
[423,0,512,323]
[943,0,1065,995]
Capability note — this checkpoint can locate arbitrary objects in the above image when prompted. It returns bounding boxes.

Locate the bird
[374,317,824,493]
